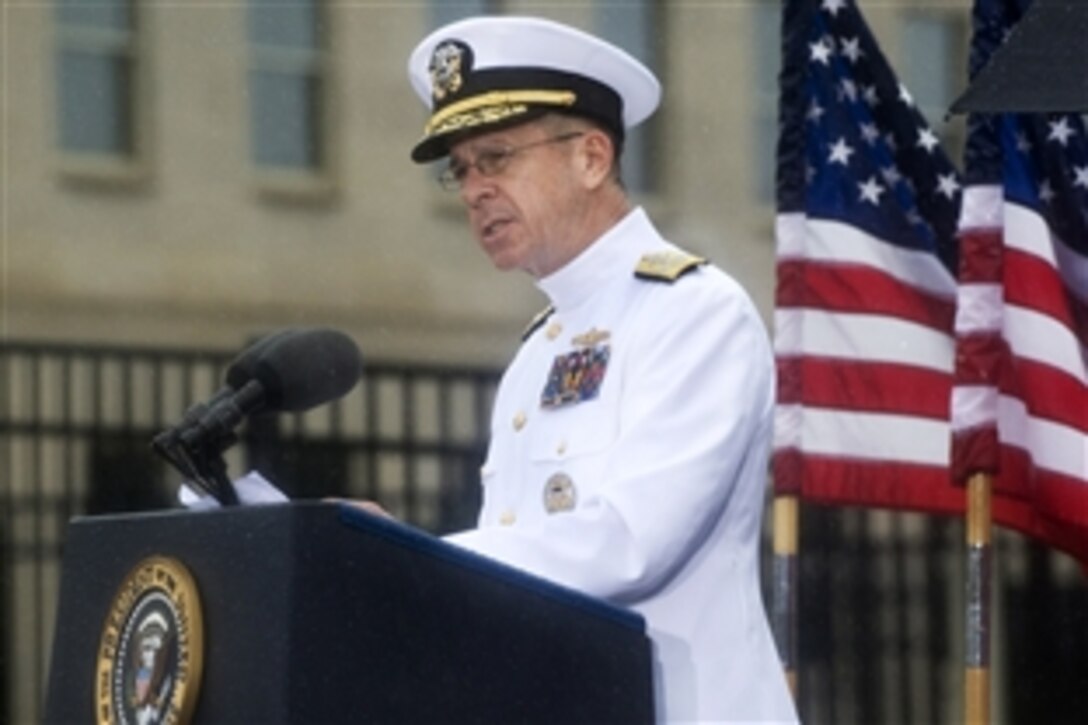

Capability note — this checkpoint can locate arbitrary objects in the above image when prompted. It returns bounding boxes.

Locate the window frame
[53,0,150,185]
[247,0,337,201]
[751,0,781,206]
[593,0,660,196]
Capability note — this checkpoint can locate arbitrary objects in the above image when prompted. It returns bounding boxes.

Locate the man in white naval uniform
[406,16,798,724]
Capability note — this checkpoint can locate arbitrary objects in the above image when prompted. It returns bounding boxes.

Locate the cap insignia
[429,40,472,102]
[634,250,707,283]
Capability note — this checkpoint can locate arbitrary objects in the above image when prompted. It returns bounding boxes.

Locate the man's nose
[459,166,494,206]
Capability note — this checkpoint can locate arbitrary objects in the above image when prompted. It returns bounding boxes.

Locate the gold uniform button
[546,322,563,340]
[556,439,568,456]
[513,411,527,431]
[499,511,517,526]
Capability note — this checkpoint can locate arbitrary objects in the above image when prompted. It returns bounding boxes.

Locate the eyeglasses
[438,132,585,191]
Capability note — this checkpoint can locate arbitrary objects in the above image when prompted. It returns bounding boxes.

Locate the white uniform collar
[536,206,661,312]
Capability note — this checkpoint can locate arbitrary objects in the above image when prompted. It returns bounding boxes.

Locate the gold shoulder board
[522,305,556,341]
[634,250,707,283]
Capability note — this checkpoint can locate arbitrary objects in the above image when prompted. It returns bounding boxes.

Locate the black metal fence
[1,339,1085,724]
[0,338,498,723]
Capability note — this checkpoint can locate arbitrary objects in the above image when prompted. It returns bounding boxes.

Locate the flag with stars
[952,0,1088,563]
[773,0,965,513]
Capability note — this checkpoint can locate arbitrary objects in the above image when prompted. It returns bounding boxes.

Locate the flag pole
[772,494,799,698]
[965,472,993,724]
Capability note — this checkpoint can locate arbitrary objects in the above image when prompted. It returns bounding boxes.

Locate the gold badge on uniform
[96,556,204,725]
[571,328,610,347]
[543,472,577,513]
[540,329,611,409]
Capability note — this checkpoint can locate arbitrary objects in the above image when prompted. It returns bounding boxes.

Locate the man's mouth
[481,218,510,240]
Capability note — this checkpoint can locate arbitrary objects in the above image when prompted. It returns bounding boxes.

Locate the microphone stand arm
[152,426,241,506]
[184,433,241,506]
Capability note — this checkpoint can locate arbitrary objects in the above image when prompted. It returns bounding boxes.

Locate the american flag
[952,0,1088,563]
[773,0,964,513]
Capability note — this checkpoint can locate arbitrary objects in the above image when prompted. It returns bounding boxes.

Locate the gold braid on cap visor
[424,90,577,136]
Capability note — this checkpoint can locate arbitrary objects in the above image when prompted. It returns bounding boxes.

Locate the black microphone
[225,329,299,388]
[151,328,300,457]
[179,328,363,448]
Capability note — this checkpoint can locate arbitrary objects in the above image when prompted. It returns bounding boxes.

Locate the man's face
[447,120,590,278]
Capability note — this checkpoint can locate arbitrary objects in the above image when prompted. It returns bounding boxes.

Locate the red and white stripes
[952,185,1088,559]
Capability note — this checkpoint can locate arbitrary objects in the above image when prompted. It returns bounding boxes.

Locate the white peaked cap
[407,15,661,162]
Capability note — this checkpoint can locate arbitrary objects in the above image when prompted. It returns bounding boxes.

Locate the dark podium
[44,502,655,723]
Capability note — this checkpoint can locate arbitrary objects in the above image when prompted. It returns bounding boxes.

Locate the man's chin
[480,242,524,272]
[489,255,523,273]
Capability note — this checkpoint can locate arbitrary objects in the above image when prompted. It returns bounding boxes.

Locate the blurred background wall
[3,0,968,363]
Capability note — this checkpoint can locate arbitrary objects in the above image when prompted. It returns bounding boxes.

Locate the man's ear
[578,128,616,190]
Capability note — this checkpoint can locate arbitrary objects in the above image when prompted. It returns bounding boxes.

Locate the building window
[430,1,502,29]
[248,0,327,171]
[55,0,138,157]
[752,0,780,204]
[594,1,659,195]
[900,10,968,159]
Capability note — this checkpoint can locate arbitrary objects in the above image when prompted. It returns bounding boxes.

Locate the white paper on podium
[178,470,290,509]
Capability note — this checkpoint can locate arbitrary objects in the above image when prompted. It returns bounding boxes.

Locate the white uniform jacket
[447,208,798,723]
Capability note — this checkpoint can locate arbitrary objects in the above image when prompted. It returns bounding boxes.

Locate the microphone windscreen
[224,329,300,389]
[252,328,363,412]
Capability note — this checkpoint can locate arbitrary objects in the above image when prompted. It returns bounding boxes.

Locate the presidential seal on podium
[95,556,204,725]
